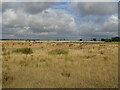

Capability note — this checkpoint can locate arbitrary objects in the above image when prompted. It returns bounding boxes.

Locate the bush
[101,38,105,41]
[79,39,82,41]
[101,37,120,42]
[40,58,47,62]
[13,48,33,54]
[48,49,68,55]
[104,39,112,42]
[93,38,97,41]
[111,37,120,42]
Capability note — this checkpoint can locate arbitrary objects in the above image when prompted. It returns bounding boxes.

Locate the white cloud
[3,9,28,28]
[2,2,118,40]
[27,8,78,34]
[78,14,118,39]
[3,7,78,38]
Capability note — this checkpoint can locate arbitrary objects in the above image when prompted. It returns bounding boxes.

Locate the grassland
[1,40,118,88]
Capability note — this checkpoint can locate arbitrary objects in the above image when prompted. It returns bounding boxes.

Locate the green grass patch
[48,49,68,55]
[13,48,33,54]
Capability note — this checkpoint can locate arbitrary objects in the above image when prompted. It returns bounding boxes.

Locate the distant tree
[111,37,120,42]
[102,37,120,42]
[93,38,97,41]
[101,38,105,41]
[56,39,59,41]
[33,40,36,42]
[104,39,112,42]
[79,39,82,41]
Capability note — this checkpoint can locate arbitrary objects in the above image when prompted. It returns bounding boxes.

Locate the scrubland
[1,41,118,88]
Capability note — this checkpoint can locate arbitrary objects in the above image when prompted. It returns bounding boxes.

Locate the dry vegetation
[1,40,118,88]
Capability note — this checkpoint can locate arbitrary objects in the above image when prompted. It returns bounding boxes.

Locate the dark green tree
[93,38,97,41]
[101,38,105,41]
[79,39,82,41]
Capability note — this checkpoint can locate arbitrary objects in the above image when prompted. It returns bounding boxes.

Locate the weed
[2,47,6,51]
[40,58,47,62]
[48,49,68,55]
[3,72,13,84]
[13,48,33,54]
[69,44,73,47]
[3,51,10,55]
[100,50,104,54]
[86,56,90,59]
[61,70,71,77]
[19,60,28,66]
[103,56,108,60]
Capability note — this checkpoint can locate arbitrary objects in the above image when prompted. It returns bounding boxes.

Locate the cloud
[2,5,78,39]
[3,9,28,28]
[2,2,55,14]
[69,2,118,16]
[0,2,2,39]
[2,2,118,40]
[2,0,119,2]
[78,14,118,39]
[28,9,78,34]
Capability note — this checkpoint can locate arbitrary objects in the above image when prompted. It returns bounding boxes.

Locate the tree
[93,38,96,41]
[111,37,120,42]
[101,38,105,41]
[104,39,112,42]
[79,39,82,41]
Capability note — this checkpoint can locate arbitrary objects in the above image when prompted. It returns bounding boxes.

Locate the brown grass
[2,41,118,88]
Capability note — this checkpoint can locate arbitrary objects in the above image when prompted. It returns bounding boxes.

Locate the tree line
[79,37,120,42]
[1,37,120,42]
[100,37,120,42]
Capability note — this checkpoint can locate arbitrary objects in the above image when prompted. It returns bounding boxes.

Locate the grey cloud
[78,14,118,39]
[2,2,55,14]
[70,2,118,16]
[23,2,56,14]
[2,7,79,39]
[2,2,118,40]
[94,17,106,24]
[24,9,78,35]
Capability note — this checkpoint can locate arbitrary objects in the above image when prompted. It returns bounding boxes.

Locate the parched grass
[2,41,118,88]
[12,48,33,54]
[48,49,69,55]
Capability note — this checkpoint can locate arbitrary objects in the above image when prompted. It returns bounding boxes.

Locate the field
[1,40,118,88]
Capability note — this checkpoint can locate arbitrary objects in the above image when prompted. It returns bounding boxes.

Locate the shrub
[3,72,13,84]
[13,48,33,54]
[101,37,120,42]
[111,37,120,42]
[93,38,97,41]
[104,39,112,42]
[79,39,82,41]
[19,60,28,66]
[100,50,104,54]
[61,71,71,77]
[48,49,68,55]
[40,58,47,62]
[101,38,105,41]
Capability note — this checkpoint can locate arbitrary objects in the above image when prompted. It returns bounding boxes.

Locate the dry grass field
[1,40,118,88]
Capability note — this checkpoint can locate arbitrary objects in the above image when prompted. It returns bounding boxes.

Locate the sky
[1,1,119,40]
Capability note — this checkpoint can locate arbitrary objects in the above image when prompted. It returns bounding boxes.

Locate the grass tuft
[40,58,47,62]
[12,48,33,54]
[48,49,68,55]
